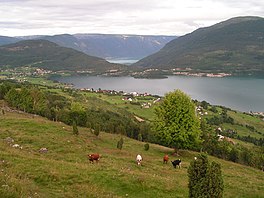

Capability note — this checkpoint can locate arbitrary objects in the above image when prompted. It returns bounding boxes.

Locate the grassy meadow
[0,110,264,197]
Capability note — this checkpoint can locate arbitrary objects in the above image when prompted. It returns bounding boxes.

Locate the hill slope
[0,36,21,46]
[73,34,176,59]
[133,16,264,76]
[0,40,124,72]
[0,107,263,197]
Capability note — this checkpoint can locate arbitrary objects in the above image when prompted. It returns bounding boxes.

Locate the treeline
[0,81,152,142]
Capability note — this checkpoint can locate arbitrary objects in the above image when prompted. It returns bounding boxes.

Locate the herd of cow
[88,153,182,168]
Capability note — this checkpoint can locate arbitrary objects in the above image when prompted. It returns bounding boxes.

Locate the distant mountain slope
[0,40,123,72]
[133,16,264,76]
[72,34,176,59]
[0,36,21,46]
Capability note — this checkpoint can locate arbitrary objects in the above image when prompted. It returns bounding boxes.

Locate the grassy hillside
[0,40,124,72]
[0,107,263,197]
[133,16,264,76]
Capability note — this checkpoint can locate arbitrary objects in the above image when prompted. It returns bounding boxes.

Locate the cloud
[0,0,263,36]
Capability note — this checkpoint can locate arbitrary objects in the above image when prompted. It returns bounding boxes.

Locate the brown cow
[88,153,100,163]
[163,154,169,164]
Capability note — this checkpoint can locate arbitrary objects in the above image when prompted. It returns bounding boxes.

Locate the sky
[0,0,263,37]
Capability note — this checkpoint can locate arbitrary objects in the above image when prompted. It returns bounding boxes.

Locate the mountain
[1,33,175,60]
[72,34,176,59]
[0,36,21,46]
[0,39,123,72]
[133,16,264,76]
[22,34,176,60]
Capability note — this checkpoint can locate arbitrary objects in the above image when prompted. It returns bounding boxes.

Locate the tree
[153,89,202,151]
[138,133,143,142]
[72,120,79,135]
[207,161,224,198]
[117,137,124,150]
[188,153,224,198]
[94,124,100,137]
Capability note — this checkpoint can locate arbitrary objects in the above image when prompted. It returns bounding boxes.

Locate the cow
[163,154,169,164]
[88,153,100,163]
[171,159,181,168]
[136,154,142,165]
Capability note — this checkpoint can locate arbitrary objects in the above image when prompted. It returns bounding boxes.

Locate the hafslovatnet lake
[51,75,264,112]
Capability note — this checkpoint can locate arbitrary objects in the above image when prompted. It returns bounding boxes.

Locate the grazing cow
[88,153,100,163]
[163,154,169,164]
[171,159,181,168]
[136,154,143,165]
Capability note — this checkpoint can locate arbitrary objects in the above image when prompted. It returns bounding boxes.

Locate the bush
[144,143,149,151]
[94,124,100,137]
[117,137,124,150]
[138,133,143,142]
[72,120,79,135]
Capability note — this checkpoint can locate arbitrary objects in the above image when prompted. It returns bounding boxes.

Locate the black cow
[171,159,181,168]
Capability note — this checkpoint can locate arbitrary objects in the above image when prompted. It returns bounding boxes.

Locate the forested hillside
[134,16,264,76]
[0,40,124,72]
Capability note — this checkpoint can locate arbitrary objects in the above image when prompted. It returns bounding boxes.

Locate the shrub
[72,120,79,135]
[138,133,143,142]
[117,137,124,150]
[94,124,100,137]
[144,143,149,151]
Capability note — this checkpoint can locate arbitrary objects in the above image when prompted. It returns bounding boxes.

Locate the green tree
[138,133,143,142]
[72,120,79,135]
[30,87,46,114]
[117,137,124,150]
[153,90,202,151]
[207,161,224,198]
[94,124,100,137]
[188,153,224,198]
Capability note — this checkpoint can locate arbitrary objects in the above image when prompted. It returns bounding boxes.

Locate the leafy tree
[210,106,218,113]
[5,88,21,109]
[201,101,209,109]
[200,119,218,154]
[153,90,202,151]
[30,87,47,114]
[70,102,87,126]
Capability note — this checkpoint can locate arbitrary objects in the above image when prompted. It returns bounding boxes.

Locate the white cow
[136,154,142,165]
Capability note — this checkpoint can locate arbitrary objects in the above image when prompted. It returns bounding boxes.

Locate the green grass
[0,111,263,197]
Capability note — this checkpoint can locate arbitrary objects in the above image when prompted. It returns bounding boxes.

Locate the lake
[52,75,264,112]
[106,58,139,65]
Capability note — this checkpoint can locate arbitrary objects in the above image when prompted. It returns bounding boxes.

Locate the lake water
[52,75,264,112]
[106,58,139,65]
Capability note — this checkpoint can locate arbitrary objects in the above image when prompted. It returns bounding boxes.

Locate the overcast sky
[0,0,263,37]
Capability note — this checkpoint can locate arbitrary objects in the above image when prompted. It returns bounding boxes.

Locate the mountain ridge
[0,39,123,72]
[0,34,176,60]
[133,16,264,76]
